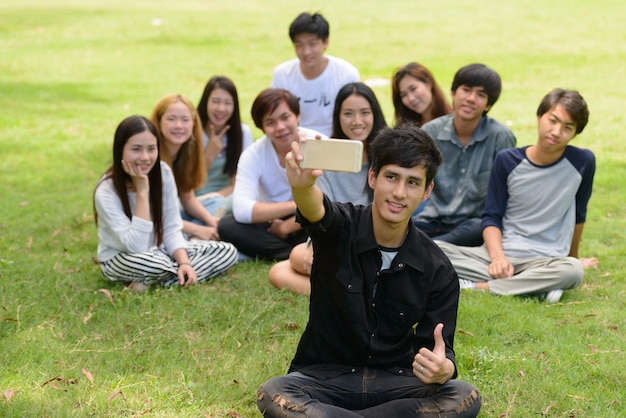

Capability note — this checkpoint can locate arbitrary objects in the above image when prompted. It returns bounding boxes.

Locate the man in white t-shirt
[217,88,323,260]
[271,12,360,137]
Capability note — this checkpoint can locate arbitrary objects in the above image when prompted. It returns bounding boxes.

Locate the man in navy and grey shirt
[437,88,597,303]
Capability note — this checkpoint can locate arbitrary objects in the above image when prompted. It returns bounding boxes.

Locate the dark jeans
[217,215,307,260]
[413,218,483,247]
[257,369,481,418]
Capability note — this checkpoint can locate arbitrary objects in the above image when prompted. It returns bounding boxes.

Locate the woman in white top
[93,116,238,291]
[195,76,253,216]
[150,94,220,241]
[268,82,388,295]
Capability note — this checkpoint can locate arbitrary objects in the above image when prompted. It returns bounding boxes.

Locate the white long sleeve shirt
[232,128,324,224]
[95,162,187,261]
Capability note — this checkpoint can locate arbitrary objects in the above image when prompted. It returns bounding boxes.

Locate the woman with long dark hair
[93,115,238,291]
[196,76,253,216]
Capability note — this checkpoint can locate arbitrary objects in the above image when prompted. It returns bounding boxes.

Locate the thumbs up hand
[412,323,455,384]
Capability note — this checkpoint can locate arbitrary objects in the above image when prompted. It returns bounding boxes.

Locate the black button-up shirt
[289,196,460,379]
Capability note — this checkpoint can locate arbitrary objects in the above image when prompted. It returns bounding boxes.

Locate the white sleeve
[350,63,360,82]
[232,144,262,223]
[270,67,281,88]
[241,123,254,150]
[270,59,296,89]
[160,163,187,255]
[95,180,154,256]
[340,60,360,84]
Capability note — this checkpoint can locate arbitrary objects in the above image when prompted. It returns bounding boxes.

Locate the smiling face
[159,100,194,153]
[261,100,300,154]
[206,87,234,131]
[451,85,490,123]
[293,32,328,75]
[398,75,433,117]
[368,164,432,227]
[339,94,373,143]
[122,130,158,175]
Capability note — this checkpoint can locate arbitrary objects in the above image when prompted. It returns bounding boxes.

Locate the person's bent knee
[268,260,290,289]
[216,215,236,240]
[453,380,482,417]
[289,242,312,275]
[268,260,311,296]
[256,381,273,416]
[563,257,584,289]
[257,377,306,417]
[423,379,482,417]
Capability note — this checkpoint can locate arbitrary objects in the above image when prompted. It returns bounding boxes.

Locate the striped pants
[99,241,238,287]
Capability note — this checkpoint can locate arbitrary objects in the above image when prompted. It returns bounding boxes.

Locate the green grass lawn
[1,0,625,416]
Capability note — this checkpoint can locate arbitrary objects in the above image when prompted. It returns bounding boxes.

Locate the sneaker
[458,279,476,291]
[128,281,148,293]
[540,289,563,303]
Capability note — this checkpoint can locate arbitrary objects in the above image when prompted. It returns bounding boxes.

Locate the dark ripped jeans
[257,369,481,418]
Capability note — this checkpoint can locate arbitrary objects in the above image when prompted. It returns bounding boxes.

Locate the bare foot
[128,282,148,292]
[580,257,599,270]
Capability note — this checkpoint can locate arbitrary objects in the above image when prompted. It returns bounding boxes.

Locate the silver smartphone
[301,138,363,173]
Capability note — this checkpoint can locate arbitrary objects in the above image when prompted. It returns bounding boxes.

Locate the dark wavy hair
[392,62,452,126]
[94,115,164,245]
[197,76,244,177]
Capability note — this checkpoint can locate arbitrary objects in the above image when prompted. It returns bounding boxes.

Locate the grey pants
[436,241,583,296]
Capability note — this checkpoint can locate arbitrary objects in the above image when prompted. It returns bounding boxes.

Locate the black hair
[331,82,387,164]
[332,82,388,201]
[94,116,164,245]
[197,76,244,177]
[537,88,589,134]
[369,124,442,186]
[451,63,502,113]
[289,12,329,41]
